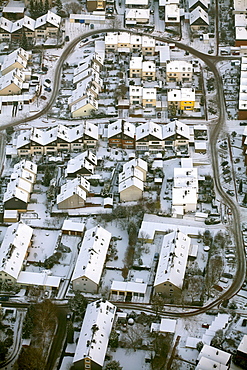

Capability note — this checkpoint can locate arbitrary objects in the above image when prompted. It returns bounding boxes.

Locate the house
[129,86,143,105]
[235,335,247,367]
[122,158,148,180]
[119,166,144,184]
[142,35,155,55]
[188,0,209,12]
[110,280,147,301]
[125,0,149,8]
[86,0,106,11]
[119,176,143,202]
[17,270,61,292]
[57,176,90,209]
[66,150,97,177]
[142,87,157,108]
[17,122,98,157]
[153,230,191,297]
[190,6,209,30]
[163,120,190,151]
[108,119,136,149]
[2,3,25,20]
[1,48,31,75]
[167,88,195,112]
[0,68,26,96]
[104,32,118,52]
[142,61,156,81]
[166,60,193,83]
[71,95,98,118]
[71,226,111,293]
[34,11,61,40]
[117,32,131,52]
[3,160,37,211]
[0,222,33,284]
[233,0,247,14]
[136,121,163,152]
[61,219,85,236]
[73,299,116,370]
[0,17,12,42]
[125,8,150,26]
[196,344,231,369]
[238,58,247,119]
[129,57,143,78]
[165,3,180,26]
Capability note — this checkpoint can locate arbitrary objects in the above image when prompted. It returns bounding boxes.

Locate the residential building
[71,226,111,293]
[0,68,27,96]
[136,121,163,152]
[110,281,147,301]
[122,158,148,180]
[142,87,157,107]
[165,3,180,26]
[0,222,33,284]
[142,61,156,81]
[125,8,150,26]
[163,120,190,151]
[2,3,25,20]
[1,47,31,75]
[66,150,97,177]
[57,176,90,209]
[129,57,143,78]
[235,335,247,367]
[233,0,247,14]
[142,35,155,55]
[188,0,209,12]
[119,166,144,184]
[16,122,98,157]
[238,57,247,119]
[86,0,106,11]
[61,219,85,236]
[196,344,231,369]
[190,6,209,30]
[129,86,143,105]
[73,299,116,370]
[119,176,143,202]
[154,230,191,297]
[125,0,149,8]
[108,119,136,149]
[104,33,155,55]
[166,60,193,82]
[71,94,98,118]
[167,88,195,112]
[3,160,37,211]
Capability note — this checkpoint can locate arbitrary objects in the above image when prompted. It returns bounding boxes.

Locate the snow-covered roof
[130,56,143,70]
[129,85,143,97]
[0,69,24,92]
[1,48,31,74]
[154,230,191,290]
[66,151,97,176]
[119,176,144,193]
[142,36,155,48]
[57,184,87,205]
[0,17,13,32]
[71,226,111,284]
[143,87,156,100]
[62,219,85,233]
[197,345,231,366]
[122,158,148,173]
[234,0,247,12]
[3,180,29,204]
[70,96,98,114]
[238,335,247,354]
[17,271,61,288]
[195,357,228,370]
[166,60,193,73]
[236,26,247,41]
[174,167,198,190]
[73,299,116,367]
[125,8,150,20]
[165,4,180,23]
[190,6,209,25]
[35,11,61,29]
[108,119,135,139]
[136,121,162,141]
[189,0,209,10]
[119,167,144,183]
[125,0,148,5]
[172,187,197,206]
[31,126,57,146]
[0,222,33,280]
[160,318,177,333]
[143,60,156,73]
[111,281,147,294]
[163,120,190,140]
[105,32,118,45]
[168,88,195,102]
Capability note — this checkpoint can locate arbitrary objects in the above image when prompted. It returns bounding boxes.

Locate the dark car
[157,112,162,118]
[65,35,70,42]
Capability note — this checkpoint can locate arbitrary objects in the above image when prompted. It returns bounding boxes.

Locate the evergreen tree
[20,31,28,50]
[44,0,49,13]
[56,0,64,17]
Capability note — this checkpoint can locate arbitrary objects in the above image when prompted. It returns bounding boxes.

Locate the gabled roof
[0,17,13,32]
[190,6,209,25]
[119,176,143,193]
[72,226,111,284]
[1,47,31,74]
[57,184,87,205]
[66,151,97,176]
[130,56,143,70]
[163,120,190,140]
[166,60,193,73]
[154,230,191,289]
[108,119,135,139]
[3,179,29,204]
[60,176,90,194]
[119,167,144,183]
[125,8,150,20]
[188,0,209,10]
[174,167,198,189]
[197,344,231,366]
[111,280,147,294]
[73,299,116,367]
[0,222,33,280]
[0,69,24,92]
[31,126,58,146]
[62,219,85,233]
[136,121,163,141]
[35,11,61,29]
[57,124,84,143]
[122,158,148,173]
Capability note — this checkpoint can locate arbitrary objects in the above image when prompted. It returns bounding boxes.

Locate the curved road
[0,28,245,317]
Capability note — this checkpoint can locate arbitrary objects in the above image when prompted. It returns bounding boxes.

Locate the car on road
[226,190,234,196]
[157,112,161,118]
[208,50,213,54]
[65,35,70,42]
